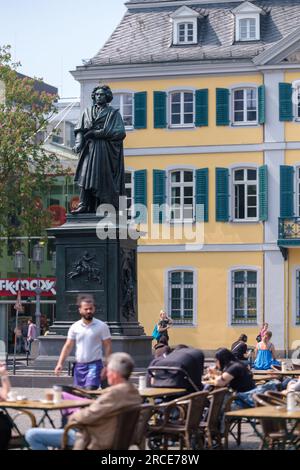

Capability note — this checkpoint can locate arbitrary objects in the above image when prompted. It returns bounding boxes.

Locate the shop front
[0,277,56,354]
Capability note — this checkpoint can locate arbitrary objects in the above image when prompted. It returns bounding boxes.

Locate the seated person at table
[207,348,255,393]
[25,353,142,450]
[0,363,12,450]
[153,336,170,358]
[253,331,281,371]
[231,334,250,362]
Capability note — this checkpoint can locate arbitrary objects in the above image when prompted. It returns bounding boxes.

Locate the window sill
[124,126,134,131]
[173,323,196,328]
[230,219,260,224]
[168,125,195,130]
[231,122,259,127]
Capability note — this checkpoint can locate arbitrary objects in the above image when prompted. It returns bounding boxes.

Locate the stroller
[147,347,205,393]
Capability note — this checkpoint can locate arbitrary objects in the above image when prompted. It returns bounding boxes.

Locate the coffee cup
[7,391,17,401]
[138,375,146,391]
[281,361,287,372]
[45,389,54,402]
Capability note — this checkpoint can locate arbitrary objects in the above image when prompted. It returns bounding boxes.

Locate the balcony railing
[278,217,300,244]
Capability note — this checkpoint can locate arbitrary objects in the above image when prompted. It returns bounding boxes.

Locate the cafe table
[0,399,92,431]
[226,405,300,449]
[253,369,300,376]
[79,387,187,403]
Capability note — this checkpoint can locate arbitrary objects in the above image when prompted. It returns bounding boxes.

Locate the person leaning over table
[206,348,255,393]
[25,353,142,451]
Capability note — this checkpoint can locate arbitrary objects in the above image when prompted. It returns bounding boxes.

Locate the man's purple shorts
[73,360,103,389]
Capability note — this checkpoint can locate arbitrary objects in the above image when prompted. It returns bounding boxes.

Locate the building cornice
[71,61,258,82]
[71,59,300,82]
[124,141,300,157]
[137,243,279,253]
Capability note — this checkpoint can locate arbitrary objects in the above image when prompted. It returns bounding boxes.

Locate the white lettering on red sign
[0,279,56,297]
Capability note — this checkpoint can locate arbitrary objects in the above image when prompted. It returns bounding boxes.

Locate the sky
[0,0,127,98]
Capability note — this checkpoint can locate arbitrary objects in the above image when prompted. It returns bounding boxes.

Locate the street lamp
[32,243,45,337]
[13,250,25,375]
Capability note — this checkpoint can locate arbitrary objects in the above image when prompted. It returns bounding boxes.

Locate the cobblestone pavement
[8,387,260,450]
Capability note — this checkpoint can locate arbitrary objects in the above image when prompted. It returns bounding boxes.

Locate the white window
[170,6,200,46]
[169,170,194,222]
[125,171,134,220]
[233,168,258,221]
[239,18,257,41]
[233,88,257,124]
[233,2,262,42]
[112,93,133,127]
[169,91,194,127]
[292,81,300,121]
[231,270,257,324]
[168,270,194,325]
[177,22,195,44]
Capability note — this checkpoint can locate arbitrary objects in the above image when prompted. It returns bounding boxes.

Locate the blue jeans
[25,428,76,450]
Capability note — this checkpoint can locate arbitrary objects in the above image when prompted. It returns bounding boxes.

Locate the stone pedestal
[34,214,152,370]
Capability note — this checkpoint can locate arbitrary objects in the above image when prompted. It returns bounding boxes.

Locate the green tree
[0,45,64,246]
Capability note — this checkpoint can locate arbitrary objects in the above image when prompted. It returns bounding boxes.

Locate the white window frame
[166,166,196,224]
[292,266,300,327]
[125,168,135,221]
[111,91,134,129]
[228,266,261,327]
[292,80,300,122]
[235,13,260,42]
[231,166,258,222]
[295,166,300,217]
[169,90,195,128]
[171,6,199,46]
[231,87,258,126]
[177,22,196,44]
[165,266,198,327]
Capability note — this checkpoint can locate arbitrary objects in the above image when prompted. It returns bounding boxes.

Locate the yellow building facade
[72,0,300,355]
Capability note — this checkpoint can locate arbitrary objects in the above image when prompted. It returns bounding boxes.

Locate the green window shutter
[279,83,293,122]
[258,85,265,125]
[259,165,268,221]
[280,165,294,217]
[153,91,167,128]
[134,169,147,223]
[134,92,147,129]
[153,170,166,223]
[195,89,208,127]
[216,168,229,222]
[216,88,230,126]
[195,168,209,222]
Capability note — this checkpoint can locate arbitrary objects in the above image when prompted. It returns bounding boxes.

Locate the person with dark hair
[54,295,112,389]
[153,336,170,358]
[231,334,250,362]
[208,348,255,393]
[72,84,126,214]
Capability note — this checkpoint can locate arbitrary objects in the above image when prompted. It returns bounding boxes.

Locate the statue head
[91,85,113,105]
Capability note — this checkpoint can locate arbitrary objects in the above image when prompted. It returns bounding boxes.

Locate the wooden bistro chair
[7,409,37,449]
[61,405,141,450]
[252,393,287,450]
[199,387,228,449]
[147,391,209,450]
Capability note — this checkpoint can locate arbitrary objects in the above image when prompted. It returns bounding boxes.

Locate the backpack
[152,324,161,341]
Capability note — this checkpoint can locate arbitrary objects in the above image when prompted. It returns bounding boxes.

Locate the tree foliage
[0,45,64,246]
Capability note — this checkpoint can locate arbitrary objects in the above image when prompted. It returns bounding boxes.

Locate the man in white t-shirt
[54,295,112,389]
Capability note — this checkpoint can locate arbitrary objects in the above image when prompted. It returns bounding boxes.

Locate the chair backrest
[181,391,209,432]
[252,393,286,435]
[206,388,228,433]
[112,406,141,450]
[131,404,154,448]
[264,391,286,405]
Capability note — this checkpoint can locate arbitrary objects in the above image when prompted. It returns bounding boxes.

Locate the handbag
[152,324,161,341]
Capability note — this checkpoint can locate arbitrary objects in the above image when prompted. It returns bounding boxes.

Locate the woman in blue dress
[253,330,281,370]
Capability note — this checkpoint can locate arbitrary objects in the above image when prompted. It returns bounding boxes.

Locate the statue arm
[73,131,84,154]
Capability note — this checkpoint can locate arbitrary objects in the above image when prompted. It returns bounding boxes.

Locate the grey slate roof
[88,1,300,66]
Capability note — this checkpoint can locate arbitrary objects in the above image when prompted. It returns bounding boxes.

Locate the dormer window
[233,1,263,42]
[178,23,194,44]
[170,6,201,46]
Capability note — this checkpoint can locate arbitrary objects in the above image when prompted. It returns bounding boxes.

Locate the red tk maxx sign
[0,278,56,297]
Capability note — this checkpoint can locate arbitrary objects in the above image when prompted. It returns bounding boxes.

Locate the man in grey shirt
[55,295,112,389]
